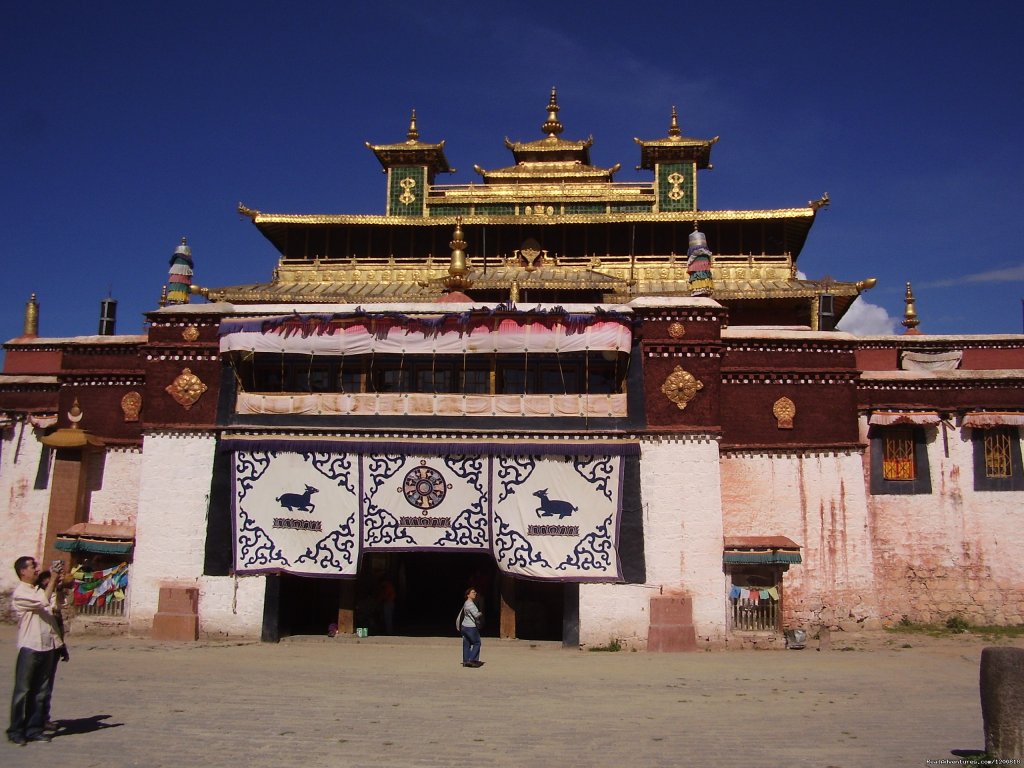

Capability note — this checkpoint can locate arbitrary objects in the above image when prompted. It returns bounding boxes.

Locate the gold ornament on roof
[666,171,686,201]
[398,177,417,205]
[660,366,703,410]
[902,281,921,334]
[121,391,142,422]
[67,398,84,428]
[166,368,208,410]
[773,397,796,429]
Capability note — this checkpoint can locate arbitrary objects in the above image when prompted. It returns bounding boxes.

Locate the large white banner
[231,446,624,581]
[361,454,489,551]
[233,451,360,576]
[491,455,622,581]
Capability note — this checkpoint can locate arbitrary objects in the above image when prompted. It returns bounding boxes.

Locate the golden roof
[635,107,719,170]
[365,110,453,174]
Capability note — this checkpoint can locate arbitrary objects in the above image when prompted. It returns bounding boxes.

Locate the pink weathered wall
[720,449,878,632]
[863,419,1024,625]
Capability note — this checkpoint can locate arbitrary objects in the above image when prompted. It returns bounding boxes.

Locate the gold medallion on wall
[182,325,200,342]
[166,368,208,410]
[773,397,796,429]
[667,321,686,339]
[120,391,142,422]
[660,366,703,410]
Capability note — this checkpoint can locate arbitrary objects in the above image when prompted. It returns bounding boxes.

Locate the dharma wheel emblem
[398,177,417,205]
[401,460,451,512]
[773,397,796,429]
[660,366,703,410]
[166,368,208,410]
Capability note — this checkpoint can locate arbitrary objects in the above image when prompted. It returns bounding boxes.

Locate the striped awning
[868,411,941,426]
[54,522,134,555]
[962,412,1024,428]
[723,536,802,565]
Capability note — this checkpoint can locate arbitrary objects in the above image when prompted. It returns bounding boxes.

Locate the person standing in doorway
[6,556,64,745]
[459,587,483,668]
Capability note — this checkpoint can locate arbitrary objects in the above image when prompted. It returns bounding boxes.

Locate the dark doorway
[278,574,342,636]
[357,551,499,637]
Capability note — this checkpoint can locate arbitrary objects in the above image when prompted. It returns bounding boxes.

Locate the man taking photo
[6,556,65,745]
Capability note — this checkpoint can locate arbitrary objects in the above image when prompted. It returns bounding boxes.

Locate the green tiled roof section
[388,166,427,217]
[609,204,653,213]
[428,204,472,217]
[563,203,607,215]
[657,162,695,211]
[474,204,516,216]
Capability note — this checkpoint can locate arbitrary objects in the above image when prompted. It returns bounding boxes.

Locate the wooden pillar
[43,447,93,565]
[499,573,516,639]
[337,579,356,635]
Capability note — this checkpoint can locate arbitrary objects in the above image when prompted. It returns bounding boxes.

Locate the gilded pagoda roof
[366,110,453,175]
[472,159,619,184]
[635,107,718,170]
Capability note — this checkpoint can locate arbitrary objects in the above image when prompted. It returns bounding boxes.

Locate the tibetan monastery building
[2,90,1023,648]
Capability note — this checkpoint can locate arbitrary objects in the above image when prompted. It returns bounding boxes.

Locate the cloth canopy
[723,536,802,565]
[55,522,135,555]
[962,412,1024,428]
[867,411,941,426]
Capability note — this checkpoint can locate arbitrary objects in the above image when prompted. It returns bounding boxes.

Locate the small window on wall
[869,426,932,494]
[972,427,1024,491]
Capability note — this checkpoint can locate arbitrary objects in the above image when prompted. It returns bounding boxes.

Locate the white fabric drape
[220,320,632,357]
[235,391,628,418]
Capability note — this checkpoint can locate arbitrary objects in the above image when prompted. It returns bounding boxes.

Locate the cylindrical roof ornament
[166,237,194,305]
[687,224,714,297]
[23,293,39,338]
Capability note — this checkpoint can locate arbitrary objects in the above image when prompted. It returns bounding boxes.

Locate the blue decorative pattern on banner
[237,506,289,567]
[572,456,616,501]
[495,455,536,503]
[558,513,616,572]
[493,518,550,569]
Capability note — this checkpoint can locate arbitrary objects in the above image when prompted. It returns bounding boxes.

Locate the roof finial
[166,237,194,305]
[407,109,419,142]
[23,293,39,338]
[444,217,472,293]
[902,281,921,334]
[668,106,681,138]
[541,87,563,137]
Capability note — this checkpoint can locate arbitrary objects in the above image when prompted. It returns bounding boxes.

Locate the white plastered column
[578,435,725,647]
[130,431,264,637]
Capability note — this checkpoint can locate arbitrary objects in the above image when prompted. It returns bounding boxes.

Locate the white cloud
[836,297,899,335]
[921,263,1024,289]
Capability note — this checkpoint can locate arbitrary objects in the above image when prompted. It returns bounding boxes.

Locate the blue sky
[3,2,1023,344]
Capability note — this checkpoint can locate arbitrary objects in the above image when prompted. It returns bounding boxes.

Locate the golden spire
[668,106,681,138]
[443,217,472,292]
[407,109,419,142]
[902,281,921,334]
[23,293,39,338]
[541,87,564,137]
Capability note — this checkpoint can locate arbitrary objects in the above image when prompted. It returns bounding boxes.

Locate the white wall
[0,423,52,606]
[130,431,264,637]
[580,435,725,647]
[89,446,141,526]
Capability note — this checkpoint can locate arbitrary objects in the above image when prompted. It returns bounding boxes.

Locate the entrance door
[363,551,498,637]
